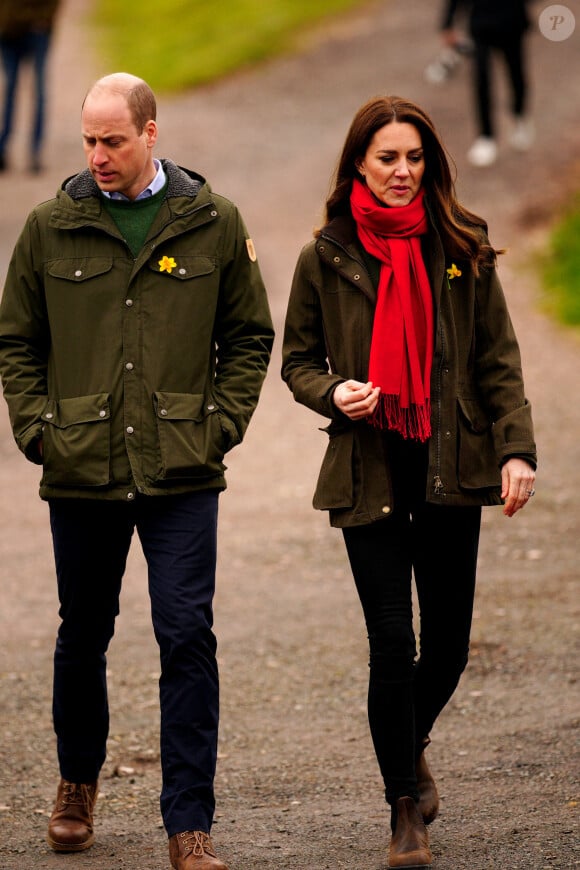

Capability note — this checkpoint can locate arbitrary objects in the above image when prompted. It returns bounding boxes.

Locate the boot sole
[47,832,95,852]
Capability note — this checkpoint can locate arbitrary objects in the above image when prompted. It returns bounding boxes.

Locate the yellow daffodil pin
[159,256,177,274]
[446,263,462,280]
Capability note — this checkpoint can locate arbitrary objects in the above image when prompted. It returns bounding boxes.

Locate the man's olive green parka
[0,160,274,500]
[282,209,536,527]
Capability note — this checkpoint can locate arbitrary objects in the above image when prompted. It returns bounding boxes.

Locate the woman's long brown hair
[321,95,500,273]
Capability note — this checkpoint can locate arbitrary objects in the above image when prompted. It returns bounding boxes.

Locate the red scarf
[350,179,433,441]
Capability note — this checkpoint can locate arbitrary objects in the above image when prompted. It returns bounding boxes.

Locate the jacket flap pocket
[457,396,491,434]
[47,258,113,282]
[313,428,354,510]
[42,393,111,428]
[154,391,210,422]
[150,256,215,280]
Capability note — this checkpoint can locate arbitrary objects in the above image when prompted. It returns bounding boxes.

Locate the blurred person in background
[0,0,60,172]
[441,0,533,167]
[282,95,536,868]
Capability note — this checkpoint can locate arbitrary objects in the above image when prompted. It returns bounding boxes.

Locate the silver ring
[526,489,535,497]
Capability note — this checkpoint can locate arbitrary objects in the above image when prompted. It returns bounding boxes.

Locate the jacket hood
[61,159,206,201]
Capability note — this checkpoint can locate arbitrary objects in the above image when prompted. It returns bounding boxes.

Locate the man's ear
[145,120,158,149]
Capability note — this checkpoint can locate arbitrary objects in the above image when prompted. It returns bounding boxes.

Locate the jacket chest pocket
[151,391,226,481]
[148,255,216,283]
[45,258,117,319]
[47,257,114,283]
[41,393,112,487]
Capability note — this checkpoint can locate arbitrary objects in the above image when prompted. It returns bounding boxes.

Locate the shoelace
[58,782,92,810]
[179,831,216,857]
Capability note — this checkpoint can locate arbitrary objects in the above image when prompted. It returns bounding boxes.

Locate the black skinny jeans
[473,31,528,138]
[342,434,481,805]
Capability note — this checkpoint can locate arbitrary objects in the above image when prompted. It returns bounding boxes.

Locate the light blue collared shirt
[102,159,166,201]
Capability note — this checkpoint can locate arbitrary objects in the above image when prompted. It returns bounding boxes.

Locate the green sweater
[102,185,167,256]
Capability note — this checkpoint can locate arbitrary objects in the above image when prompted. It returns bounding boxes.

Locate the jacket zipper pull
[433,475,444,495]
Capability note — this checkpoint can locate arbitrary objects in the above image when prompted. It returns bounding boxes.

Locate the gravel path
[0,1,578,868]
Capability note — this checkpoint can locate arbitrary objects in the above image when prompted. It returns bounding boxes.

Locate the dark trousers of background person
[472,31,527,138]
[49,490,220,837]
[342,433,481,806]
[0,29,52,169]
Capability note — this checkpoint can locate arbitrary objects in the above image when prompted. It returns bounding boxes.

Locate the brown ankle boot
[416,740,439,825]
[388,796,432,868]
[169,831,229,869]
[47,778,98,852]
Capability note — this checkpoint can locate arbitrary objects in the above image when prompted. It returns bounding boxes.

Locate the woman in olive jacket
[282,96,536,868]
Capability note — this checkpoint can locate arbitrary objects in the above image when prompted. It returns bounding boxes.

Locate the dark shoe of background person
[416,740,439,825]
[0,152,6,171]
[169,830,229,870]
[47,778,98,852]
[388,796,433,869]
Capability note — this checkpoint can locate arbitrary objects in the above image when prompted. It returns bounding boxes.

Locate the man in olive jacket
[0,73,273,870]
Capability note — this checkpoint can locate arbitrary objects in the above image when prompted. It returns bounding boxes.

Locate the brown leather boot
[47,778,98,852]
[416,740,439,825]
[169,830,229,870]
[388,796,433,868]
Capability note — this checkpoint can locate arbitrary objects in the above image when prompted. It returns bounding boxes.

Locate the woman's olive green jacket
[0,161,274,501]
[281,209,536,527]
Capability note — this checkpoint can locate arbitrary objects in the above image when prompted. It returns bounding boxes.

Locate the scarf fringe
[369,394,432,442]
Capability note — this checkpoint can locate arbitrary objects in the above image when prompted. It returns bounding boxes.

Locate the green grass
[91,0,368,93]
[540,197,580,326]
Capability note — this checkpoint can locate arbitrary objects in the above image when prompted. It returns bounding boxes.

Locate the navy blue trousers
[49,490,220,836]
[342,434,481,805]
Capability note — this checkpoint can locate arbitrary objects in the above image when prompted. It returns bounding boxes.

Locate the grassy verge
[539,197,580,327]
[91,0,368,93]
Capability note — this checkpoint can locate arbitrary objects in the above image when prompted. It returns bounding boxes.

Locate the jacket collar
[62,159,205,202]
[319,212,360,252]
[320,201,446,306]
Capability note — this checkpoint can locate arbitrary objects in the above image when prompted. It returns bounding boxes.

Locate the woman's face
[356,121,425,207]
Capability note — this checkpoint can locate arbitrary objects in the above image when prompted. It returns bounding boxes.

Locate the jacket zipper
[433,316,446,496]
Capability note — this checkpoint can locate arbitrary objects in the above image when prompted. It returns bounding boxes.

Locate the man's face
[81,91,157,200]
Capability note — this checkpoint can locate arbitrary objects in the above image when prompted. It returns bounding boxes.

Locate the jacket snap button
[125,298,133,307]
[160,408,168,416]
[381,505,391,515]
[333,256,340,263]
[354,274,360,280]
[210,210,218,217]
[125,362,134,371]
[126,426,134,434]
[207,404,215,411]
[45,412,53,419]
[74,270,82,277]
[99,410,106,418]
[127,492,135,500]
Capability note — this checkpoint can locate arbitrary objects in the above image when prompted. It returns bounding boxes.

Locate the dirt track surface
[0,1,579,868]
